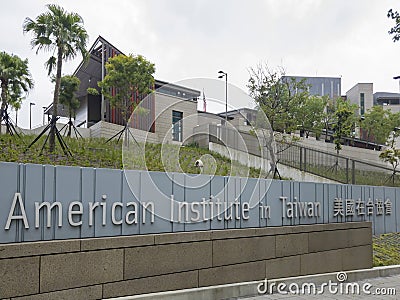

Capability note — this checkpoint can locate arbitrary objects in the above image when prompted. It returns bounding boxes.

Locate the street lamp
[30,102,35,130]
[394,76,400,92]
[218,70,228,125]
[42,106,47,125]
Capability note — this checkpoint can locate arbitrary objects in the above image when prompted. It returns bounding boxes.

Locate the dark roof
[46,36,201,116]
[73,36,200,99]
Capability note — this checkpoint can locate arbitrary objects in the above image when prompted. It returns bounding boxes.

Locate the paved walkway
[241,274,400,299]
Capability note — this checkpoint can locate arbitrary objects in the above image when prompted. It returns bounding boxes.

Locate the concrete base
[0,222,372,299]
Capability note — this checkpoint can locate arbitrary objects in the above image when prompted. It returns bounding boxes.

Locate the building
[346,83,400,115]
[374,92,400,113]
[345,83,373,116]
[45,36,201,144]
[282,76,341,98]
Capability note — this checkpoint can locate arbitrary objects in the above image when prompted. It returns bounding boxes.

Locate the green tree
[296,95,327,138]
[0,51,33,134]
[322,97,336,141]
[332,98,358,157]
[247,64,310,133]
[361,106,400,145]
[98,54,155,128]
[58,75,80,137]
[23,4,88,151]
[379,119,400,185]
[379,146,400,185]
[388,9,400,42]
[248,64,309,179]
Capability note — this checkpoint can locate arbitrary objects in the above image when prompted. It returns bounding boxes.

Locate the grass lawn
[0,134,265,178]
[373,232,400,267]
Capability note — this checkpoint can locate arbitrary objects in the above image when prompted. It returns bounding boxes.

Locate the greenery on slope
[0,134,265,178]
[373,232,400,266]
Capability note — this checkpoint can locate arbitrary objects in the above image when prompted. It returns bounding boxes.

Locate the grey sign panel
[43,165,55,241]
[81,167,96,239]
[267,180,284,227]
[0,162,19,243]
[384,187,396,234]
[299,182,317,226]
[121,170,141,236]
[210,175,226,231]
[240,177,260,229]
[22,164,43,242]
[373,187,385,236]
[140,171,172,234]
[55,165,81,240]
[258,179,268,228]
[0,161,399,244]
[170,172,185,232]
[184,173,211,232]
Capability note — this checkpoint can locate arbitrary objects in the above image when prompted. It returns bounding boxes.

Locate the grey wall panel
[239,177,260,229]
[54,165,81,240]
[327,184,337,224]
[299,182,318,225]
[384,187,396,234]
[0,162,19,243]
[266,180,284,227]
[290,181,299,226]
[171,173,186,232]
[315,183,324,224]
[121,170,141,236]
[210,176,226,230]
[322,183,329,224]
[94,168,123,237]
[363,185,374,231]
[281,181,293,226]
[258,179,268,227]
[349,185,364,223]
[373,187,385,236]
[139,172,172,234]
[184,174,211,232]
[81,167,96,238]
[225,176,237,229]
[22,164,43,242]
[43,165,56,241]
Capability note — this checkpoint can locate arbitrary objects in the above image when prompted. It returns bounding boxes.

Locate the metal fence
[277,142,400,187]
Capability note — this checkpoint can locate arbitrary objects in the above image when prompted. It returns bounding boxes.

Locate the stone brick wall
[0,222,372,299]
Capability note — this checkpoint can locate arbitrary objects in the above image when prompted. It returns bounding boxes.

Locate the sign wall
[0,162,399,244]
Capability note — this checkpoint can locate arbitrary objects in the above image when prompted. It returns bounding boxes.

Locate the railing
[277,142,400,187]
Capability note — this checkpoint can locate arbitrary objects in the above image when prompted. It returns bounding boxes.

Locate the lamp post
[42,106,47,125]
[394,76,400,92]
[218,70,228,124]
[218,70,228,145]
[30,102,35,130]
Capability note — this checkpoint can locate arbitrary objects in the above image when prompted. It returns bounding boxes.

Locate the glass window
[172,110,183,142]
[360,93,365,115]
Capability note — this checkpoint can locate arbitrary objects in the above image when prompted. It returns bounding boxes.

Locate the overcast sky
[2,0,400,129]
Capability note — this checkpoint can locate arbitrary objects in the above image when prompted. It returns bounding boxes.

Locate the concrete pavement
[107,265,400,300]
[242,274,400,299]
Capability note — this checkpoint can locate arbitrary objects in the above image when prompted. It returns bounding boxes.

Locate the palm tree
[58,75,81,137]
[0,51,33,134]
[23,4,88,152]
